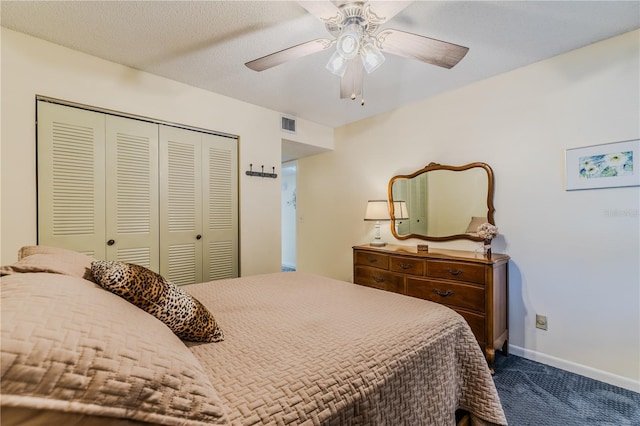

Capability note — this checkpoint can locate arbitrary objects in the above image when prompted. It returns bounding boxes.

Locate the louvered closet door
[105,116,160,271]
[37,102,107,258]
[159,125,204,285]
[202,133,238,281]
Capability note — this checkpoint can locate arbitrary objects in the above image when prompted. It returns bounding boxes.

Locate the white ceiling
[2,1,639,130]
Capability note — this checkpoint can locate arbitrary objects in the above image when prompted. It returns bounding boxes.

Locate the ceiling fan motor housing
[327,3,379,38]
[330,2,385,67]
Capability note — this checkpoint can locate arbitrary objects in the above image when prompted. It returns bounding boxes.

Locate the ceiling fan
[245,1,469,105]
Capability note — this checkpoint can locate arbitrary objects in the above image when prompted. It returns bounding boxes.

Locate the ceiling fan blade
[340,58,364,99]
[377,28,469,69]
[245,38,333,71]
[366,1,413,24]
[298,1,340,21]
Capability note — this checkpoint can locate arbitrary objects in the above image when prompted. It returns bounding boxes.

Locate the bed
[1,246,507,426]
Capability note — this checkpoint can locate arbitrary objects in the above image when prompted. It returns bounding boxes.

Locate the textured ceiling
[2,1,639,129]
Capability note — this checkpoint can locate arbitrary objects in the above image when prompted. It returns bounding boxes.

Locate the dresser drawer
[454,308,486,345]
[406,278,485,313]
[354,244,509,372]
[389,256,424,276]
[354,251,389,269]
[427,260,485,285]
[354,266,404,294]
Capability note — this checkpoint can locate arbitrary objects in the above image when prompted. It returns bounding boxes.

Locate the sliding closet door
[37,101,107,258]
[159,125,204,285]
[105,116,159,271]
[202,133,238,281]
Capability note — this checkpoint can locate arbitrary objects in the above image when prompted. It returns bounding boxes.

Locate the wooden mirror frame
[388,162,495,242]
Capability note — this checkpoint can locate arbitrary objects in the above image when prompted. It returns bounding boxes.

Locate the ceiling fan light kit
[360,39,385,74]
[335,20,362,60]
[245,1,469,105]
[326,50,349,77]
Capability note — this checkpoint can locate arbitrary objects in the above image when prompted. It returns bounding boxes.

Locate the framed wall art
[565,139,639,191]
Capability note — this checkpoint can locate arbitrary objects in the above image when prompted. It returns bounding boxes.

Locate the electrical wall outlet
[536,314,548,330]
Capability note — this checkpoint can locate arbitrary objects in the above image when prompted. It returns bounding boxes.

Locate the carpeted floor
[492,353,640,426]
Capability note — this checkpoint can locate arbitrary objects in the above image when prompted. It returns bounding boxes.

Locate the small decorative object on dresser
[353,244,509,372]
[476,222,498,256]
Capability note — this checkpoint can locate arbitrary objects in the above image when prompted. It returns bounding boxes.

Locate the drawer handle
[372,275,385,283]
[433,289,455,297]
[397,262,413,270]
[445,268,463,276]
[367,257,378,263]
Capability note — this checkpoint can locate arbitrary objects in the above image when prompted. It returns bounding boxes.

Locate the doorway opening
[281,161,297,272]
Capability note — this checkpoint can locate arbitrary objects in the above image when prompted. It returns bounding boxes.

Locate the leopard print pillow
[91,260,224,343]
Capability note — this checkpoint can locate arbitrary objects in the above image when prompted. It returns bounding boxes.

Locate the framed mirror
[388,162,495,242]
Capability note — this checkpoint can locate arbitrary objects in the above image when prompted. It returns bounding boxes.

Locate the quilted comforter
[186,272,507,425]
[1,267,506,426]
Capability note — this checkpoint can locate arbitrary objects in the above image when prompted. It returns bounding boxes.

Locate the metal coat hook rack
[245,164,278,179]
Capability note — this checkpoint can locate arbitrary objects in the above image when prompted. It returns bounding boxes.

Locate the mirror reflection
[389,162,495,242]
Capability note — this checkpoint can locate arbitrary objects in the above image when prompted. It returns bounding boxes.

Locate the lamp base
[369,241,387,247]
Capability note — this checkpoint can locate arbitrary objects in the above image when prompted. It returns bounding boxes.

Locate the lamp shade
[364,200,390,221]
[392,201,409,220]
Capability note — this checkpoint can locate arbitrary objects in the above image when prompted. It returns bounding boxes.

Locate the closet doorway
[36,98,239,284]
[281,161,297,272]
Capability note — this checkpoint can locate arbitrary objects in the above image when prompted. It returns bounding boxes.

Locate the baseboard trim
[508,345,640,393]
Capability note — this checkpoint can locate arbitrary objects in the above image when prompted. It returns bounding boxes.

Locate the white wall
[297,30,640,390]
[0,28,333,276]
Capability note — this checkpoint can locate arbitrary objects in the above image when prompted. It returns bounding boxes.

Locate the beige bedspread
[186,272,507,426]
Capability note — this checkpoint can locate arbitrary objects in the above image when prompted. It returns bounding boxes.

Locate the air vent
[281,116,296,134]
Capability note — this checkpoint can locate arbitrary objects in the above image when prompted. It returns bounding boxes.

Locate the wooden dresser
[353,244,509,371]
